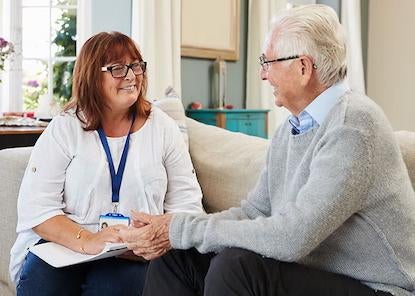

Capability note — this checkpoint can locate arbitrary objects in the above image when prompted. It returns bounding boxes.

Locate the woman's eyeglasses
[101,61,147,78]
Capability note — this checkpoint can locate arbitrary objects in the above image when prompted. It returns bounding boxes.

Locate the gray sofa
[1,118,414,295]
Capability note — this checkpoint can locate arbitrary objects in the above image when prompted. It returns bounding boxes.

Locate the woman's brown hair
[64,31,150,130]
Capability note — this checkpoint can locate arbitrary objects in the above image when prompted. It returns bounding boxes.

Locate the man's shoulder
[343,91,381,115]
[328,91,391,133]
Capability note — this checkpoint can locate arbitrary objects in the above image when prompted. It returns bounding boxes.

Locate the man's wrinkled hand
[118,211,172,260]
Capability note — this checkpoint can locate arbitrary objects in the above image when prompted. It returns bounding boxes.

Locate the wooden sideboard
[0,126,46,149]
[186,109,270,138]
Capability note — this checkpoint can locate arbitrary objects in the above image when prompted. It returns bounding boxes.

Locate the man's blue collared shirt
[289,81,349,135]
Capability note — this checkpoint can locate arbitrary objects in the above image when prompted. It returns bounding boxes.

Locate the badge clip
[112,202,119,213]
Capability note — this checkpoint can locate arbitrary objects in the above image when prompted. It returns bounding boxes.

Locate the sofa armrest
[0,147,32,296]
[395,131,415,188]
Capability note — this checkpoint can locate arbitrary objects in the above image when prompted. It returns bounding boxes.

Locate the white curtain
[287,0,315,6]
[131,0,181,100]
[76,0,92,55]
[246,0,288,136]
[0,0,22,112]
[341,0,365,93]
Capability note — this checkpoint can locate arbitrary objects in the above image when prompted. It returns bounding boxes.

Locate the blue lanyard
[97,114,135,211]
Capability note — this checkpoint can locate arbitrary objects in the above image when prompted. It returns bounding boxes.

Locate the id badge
[99,213,130,230]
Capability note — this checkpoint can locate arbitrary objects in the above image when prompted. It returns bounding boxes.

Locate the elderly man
[120,4,415,296]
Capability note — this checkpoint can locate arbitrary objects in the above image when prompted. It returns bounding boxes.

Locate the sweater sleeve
[169,127,373,260]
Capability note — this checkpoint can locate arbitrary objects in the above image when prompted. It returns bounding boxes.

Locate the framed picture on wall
[181,0,240,61]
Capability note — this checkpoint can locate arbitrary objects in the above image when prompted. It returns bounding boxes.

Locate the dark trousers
[143,248,392,296]
[17,247,148,296]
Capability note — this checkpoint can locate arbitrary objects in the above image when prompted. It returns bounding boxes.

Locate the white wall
[91,0,131,35]
[367,0,415,131]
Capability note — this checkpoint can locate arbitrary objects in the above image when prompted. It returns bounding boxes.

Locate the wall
[317,0,340,15]
[180,0,340,110]
[181,0,248,109]
[89,0,355,115]
[367,0,415,131]
[91,0,246,110]
[361,0,368,83]
[91,0,131,35]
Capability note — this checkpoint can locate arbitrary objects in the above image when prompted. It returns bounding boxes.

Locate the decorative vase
[211,58,227,109]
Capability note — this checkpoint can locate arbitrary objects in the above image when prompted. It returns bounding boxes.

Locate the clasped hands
[79,210,172,260]
[117,210,172,260]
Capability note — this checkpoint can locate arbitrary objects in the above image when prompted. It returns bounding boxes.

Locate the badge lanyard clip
[112,202,119,213]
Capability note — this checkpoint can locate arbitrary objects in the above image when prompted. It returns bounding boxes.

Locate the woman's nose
[125,67,135,80]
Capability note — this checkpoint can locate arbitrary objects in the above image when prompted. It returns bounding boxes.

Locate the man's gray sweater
[170,91,415,295]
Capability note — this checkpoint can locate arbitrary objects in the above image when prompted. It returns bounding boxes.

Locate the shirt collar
[289,111,315,135]
[304,80,349,125]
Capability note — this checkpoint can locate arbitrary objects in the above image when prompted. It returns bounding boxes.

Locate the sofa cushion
[186,117,269,212]
[0,147,31,296]
[395,131,415,187]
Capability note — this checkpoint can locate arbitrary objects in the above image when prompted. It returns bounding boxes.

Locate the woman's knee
[83,258,148,295]
[17,252,83,295]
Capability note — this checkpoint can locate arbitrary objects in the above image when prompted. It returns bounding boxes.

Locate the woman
[10,31,203,295]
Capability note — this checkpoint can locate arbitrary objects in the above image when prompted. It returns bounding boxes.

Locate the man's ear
[299,56,314,86]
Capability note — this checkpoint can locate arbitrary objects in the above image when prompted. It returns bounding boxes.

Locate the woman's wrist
[75,227,93,253]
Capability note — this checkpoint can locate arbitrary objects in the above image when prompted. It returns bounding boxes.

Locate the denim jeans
[17,240,148,296]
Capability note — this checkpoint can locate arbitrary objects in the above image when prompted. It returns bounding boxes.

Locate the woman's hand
[81,226,123,254]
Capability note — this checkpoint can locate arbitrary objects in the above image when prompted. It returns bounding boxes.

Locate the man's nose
[260,68,268,81]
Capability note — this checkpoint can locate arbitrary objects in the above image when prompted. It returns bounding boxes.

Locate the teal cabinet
[186,109,269,138]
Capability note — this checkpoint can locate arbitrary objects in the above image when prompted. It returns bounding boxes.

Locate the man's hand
[119,211,172,260]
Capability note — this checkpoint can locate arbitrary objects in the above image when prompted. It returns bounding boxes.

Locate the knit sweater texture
[170,91,415,295]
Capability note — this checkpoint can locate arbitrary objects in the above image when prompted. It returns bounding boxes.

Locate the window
[1,0,77,113]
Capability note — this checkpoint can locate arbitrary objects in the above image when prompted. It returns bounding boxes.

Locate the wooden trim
[181,47,239,61]
[0,127,46,135]
[216,113,226,128]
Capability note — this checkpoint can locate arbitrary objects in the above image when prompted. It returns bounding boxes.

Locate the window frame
[0,0,84,113]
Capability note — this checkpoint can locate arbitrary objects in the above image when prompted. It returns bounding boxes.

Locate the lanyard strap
[97,114,136,205]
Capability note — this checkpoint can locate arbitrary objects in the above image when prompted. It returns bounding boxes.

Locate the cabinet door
[226,113,267,138]
[186,112,217,126]
[229,119,266,138]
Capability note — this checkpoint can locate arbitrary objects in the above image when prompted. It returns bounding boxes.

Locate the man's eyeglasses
[259,54,300,71]
[101,61,147,78]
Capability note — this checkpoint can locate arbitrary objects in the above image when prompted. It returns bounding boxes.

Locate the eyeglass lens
[259,55,269,71]
[111,62,145,78]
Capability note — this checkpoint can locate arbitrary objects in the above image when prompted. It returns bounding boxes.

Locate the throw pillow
[151,87,189,147]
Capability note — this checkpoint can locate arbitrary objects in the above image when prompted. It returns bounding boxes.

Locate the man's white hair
[264,4,347,87]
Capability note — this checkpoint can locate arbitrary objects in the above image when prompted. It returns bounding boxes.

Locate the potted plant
[0,37,14,83]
